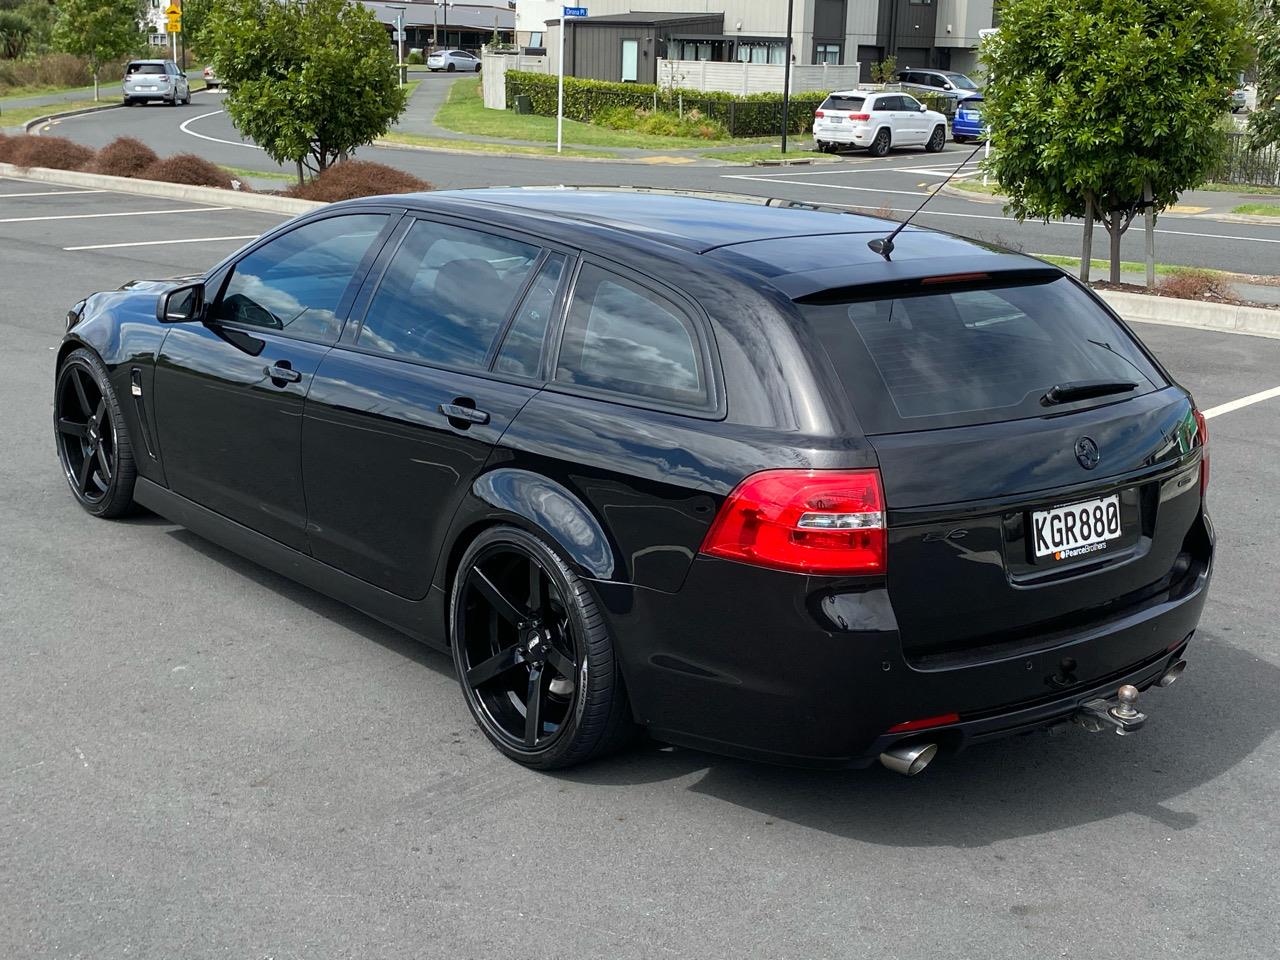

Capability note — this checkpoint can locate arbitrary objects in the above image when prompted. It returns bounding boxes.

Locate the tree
[51,0,142,101]
[206,0,408,183]
[0,9,34,58]
[1248,0,1280,148]
[177,0,213,60]
[981,0,1247,283]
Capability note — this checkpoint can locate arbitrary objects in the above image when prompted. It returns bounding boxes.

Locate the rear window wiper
[1040,379,1138,406]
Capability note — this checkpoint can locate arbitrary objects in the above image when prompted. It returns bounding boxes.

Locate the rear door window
[494,253,567,378]
[801,275,1166,433]
[819,94,865,112]
[555,264,709,408]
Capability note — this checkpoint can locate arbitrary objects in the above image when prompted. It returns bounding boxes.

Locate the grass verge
[0,83,96,103]
[1,99,106,127]
[432,77,764,150]
[1034,255,1228,277]
[220,164,294,182]
[1230,202,1280,217]
[1195,181,1280,196]
[379,130,616,158]
[704,148,825,163]
[951,178,1002,195]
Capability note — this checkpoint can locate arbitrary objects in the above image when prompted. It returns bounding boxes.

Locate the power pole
[780,0,794,153]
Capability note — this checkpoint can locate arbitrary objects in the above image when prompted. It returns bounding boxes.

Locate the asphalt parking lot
[3,179,1279,959]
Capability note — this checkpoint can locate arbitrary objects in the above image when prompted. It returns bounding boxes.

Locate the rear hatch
[800,271,1207,666]
[814,93,867,133]
[124,63,168,93]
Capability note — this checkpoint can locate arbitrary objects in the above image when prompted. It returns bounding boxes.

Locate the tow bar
[1073,684,1147,735]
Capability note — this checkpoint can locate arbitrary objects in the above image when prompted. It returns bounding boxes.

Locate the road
[2,177,1280,959]
[36,85,1280,278]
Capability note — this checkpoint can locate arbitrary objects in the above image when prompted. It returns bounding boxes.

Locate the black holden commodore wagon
[53,189,1212,774]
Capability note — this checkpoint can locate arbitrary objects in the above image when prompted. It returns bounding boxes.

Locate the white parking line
[65,234,257,251]
[0,206,229,224]
[179,109,263,151]
[721,159,983,180]
[0,189,109,198]
[725,174,930,198]
[1202,386,1280,420]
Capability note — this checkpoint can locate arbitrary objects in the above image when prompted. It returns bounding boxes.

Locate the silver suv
[123,60,191,107]
[895,68,981,101]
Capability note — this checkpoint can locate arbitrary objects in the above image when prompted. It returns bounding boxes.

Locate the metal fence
[1212,133,1280,188]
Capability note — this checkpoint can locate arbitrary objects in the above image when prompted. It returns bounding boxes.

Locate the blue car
[952,94,986,143]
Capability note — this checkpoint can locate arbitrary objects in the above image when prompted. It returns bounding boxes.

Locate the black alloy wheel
[450,526,634,769]
[868,128,891,157]
[447,62,456,72]
[54,349,136,518]
[926,125,946,152]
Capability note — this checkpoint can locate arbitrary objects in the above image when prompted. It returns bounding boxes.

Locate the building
[522,0,994,81]
[361,1,515,53]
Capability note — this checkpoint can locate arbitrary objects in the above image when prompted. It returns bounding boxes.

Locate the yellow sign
[166,20,181,32]
[164,3,181,15]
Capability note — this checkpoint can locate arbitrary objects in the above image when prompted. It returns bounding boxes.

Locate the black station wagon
[54,190,1212,774]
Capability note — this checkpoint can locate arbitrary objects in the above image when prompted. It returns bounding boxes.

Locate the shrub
[406,50,423,65]
[593,105,728,140]
[140,153,234,188]
[7,135,95,170]
[284,159,431,202]
[1157,270,1233,302]
[0,133,15,163]
[85,136,158,177]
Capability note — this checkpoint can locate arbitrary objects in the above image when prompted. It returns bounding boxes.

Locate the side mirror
[157,282,205,324]
[919,103,927,113]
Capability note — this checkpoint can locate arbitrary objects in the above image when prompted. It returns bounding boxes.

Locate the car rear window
[127,63,165,75]
[800,275,1166,433]
[819,94,865,111]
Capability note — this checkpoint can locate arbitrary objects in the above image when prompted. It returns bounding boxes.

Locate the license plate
[829,116,844,123]
[1031,494,1121,560]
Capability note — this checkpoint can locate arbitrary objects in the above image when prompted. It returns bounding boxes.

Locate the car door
[876,95,906,144]
[300,215,571,598]
[897,94,926,144]
[153,212,394,550]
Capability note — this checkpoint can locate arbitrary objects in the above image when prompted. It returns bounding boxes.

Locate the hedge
[505,71,826,137]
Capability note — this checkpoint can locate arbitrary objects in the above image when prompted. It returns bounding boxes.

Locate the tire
[447,62,456,72]
[450,525,635,770]
[953,134,970,144]
[926,124,946,152]
[54,348,137,519]
[122,97,133,107]
[868,127,891,157]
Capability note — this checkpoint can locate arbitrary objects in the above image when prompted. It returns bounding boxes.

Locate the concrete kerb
[21,102,123,134]
[1099,288,1280,340]
[0,162,325,216]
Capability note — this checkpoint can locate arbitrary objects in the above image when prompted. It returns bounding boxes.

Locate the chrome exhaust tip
[879,741,938,776]
[1157,659,1187,688]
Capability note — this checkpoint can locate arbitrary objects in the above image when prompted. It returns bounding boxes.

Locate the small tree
[870,56,897,85]
[982,0,1247,283]
[206,0,408,183]
[1248,0,1280,148]
[51,0,142,101]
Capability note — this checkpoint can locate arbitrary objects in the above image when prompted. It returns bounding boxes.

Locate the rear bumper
[952,118,984,138]
[813,124,873,146]
[594,512,1213,767]
[124,90,174,101]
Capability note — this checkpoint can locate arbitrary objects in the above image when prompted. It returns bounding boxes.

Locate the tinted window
[556,265,707,407]
[127,63,165,75]
[927,73,948,87]
[820,94,865,111]
[946,73,979,90]
[900,95,922,110]
[214,214,387,343]
[495,254,566,378]
[873,96,900,111]
[801,277,1165,433]
[357,219,540,369]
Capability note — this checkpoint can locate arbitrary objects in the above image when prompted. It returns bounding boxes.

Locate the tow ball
[1073,684,1147,736]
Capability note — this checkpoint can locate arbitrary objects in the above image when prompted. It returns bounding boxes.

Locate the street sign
[166,21,181,32]
[563,6,587,16]
[393,30,405,41]
[164,3,181,15]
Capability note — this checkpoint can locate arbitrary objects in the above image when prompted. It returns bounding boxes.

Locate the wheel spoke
[466,645,524,687]
[76,454,94,494]
[95,398,106,422]
[95,442,112,482]
[545,647,575,680]
[57,418,87,438]
[524,663,544,747]
[71,368,93,417]
[472,567,528,625]
[528,557,547,617]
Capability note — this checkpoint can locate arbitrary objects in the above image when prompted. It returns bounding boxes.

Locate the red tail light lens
[1194,408,1209,498]
[814,109,825,118]
[849,112,871,121]
[701,469,886,575]
[888,712,960,734]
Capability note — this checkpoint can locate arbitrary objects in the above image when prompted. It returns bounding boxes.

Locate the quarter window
[357,219,541,369]
[213,214,388,343]
[555,265,707,407]
[494,254,566,378]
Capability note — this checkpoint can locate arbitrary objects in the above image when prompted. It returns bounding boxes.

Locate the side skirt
[134,478,448,650]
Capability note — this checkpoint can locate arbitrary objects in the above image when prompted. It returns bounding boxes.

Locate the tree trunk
[1143,179,1155,290]
[1109,215,1122,284]
[92,67,99,103]
[296,159,305,186]
[1080,192,1094,283]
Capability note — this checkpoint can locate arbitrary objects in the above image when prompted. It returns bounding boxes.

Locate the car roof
[128,59,170,64]
[353,189,1049,300]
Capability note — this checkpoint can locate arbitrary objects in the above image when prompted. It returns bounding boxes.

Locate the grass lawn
[705,148,826,163]
[0,83,96,103]
[1231,202,1280,217]
[1034,254,1227,277]
[1195,181,1280,196]
[432,77,759,150]
[1,99,107,128]
[219,164,294,182]
[379,131,616,159]
[951,178,1002,195]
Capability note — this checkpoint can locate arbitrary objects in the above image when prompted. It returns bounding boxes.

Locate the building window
[736,41,786,65]
[815,43,842,65]
[529,31,543,47]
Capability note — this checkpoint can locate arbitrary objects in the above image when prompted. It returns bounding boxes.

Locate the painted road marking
[722,159,981,179]
[1202,386,1280,420]
[65,234,258,251]
[0,206,230,224]
[725,175,929,198]
[0,189,108,198]
[179,109,264,151]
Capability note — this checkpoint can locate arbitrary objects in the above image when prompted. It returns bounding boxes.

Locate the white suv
[813,90,948,156]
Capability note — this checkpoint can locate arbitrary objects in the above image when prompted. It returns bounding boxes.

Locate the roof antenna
[868,140,985,261]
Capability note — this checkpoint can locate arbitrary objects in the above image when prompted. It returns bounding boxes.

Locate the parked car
[895,68,982,102]
[1230,87,1248,113]
[951,93,986,143]
[54,189,1211,774]
[426,49,481,72]
[813,90,948,155]
[202,65,220,90]
[122,60,190,106]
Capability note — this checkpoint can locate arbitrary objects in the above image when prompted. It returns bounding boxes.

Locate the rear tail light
[888,712,960,734]
[700,469,886,575]
[1194,408,1209,498]
[814,109,825,118]
[849,113,870,121]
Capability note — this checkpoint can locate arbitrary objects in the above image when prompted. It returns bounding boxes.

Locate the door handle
[264,362,302,384]
[438,402,490,426]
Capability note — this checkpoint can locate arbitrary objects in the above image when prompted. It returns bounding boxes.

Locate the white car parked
[426,49,481,72]
[813,89,948,156]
